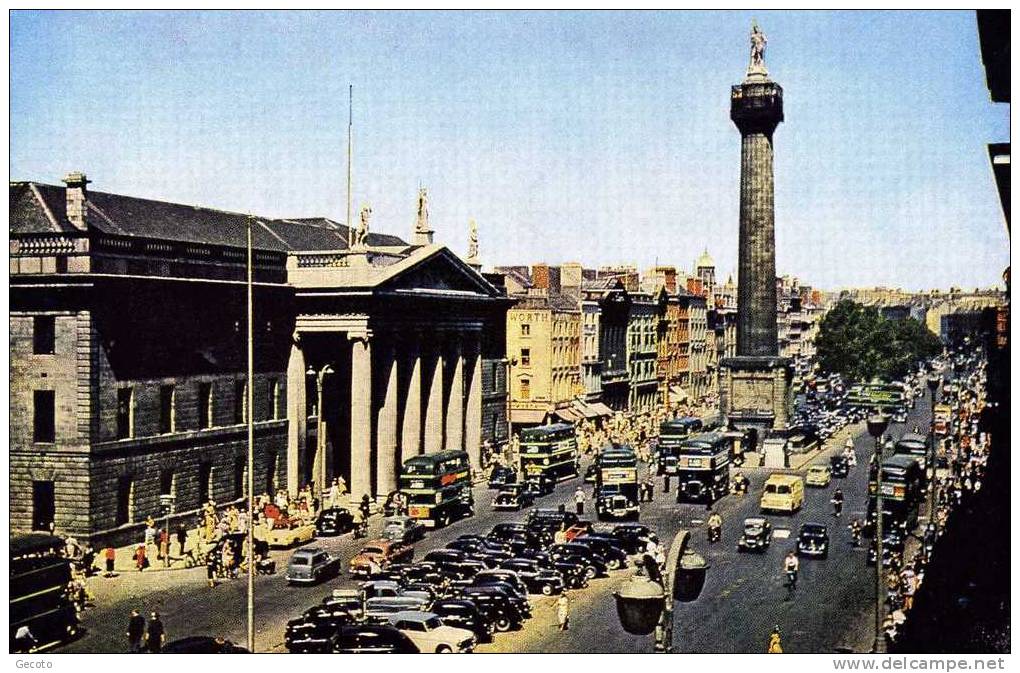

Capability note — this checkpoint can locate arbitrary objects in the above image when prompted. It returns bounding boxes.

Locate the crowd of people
[881,358,990,647]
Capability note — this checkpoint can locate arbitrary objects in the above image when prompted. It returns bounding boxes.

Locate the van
[760,474,804,513]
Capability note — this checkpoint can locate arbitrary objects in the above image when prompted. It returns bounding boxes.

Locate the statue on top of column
[749,21,768,73]
[416,187,430,234]
[467,219,479,262]
[353,204,371,248]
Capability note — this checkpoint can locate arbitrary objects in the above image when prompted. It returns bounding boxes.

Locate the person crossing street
[574,487,586,515]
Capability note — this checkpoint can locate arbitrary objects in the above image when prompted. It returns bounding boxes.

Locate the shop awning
[554,407,584,423]
[571,400,600,419]
[587,402,614,417]
[511,409,549,425]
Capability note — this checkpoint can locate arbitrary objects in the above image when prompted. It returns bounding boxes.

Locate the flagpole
[246,215,256,653]
[346,84,353,248]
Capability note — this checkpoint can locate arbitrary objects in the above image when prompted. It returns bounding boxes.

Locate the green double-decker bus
[847,382,906,411]
[400,450,474,528]
[519,423,579,484]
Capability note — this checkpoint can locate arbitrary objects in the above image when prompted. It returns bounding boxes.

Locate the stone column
[285,334,307,497]
[464,332,483,468]
[445,336,464,452]
[350,333,373,500]
[376,341,399,496]
[424,339,445,453]
[400,334,423,457]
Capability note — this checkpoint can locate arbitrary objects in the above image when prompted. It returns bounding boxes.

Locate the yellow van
[760,474,804,513]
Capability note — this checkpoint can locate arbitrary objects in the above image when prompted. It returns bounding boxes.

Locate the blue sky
[10,10,1010,291]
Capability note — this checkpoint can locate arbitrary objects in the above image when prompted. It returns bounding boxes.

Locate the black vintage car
[526,551,589,589]
[736,517,773,553]
[566,537,628,570]
[548,543,608,580]
[488,465,517,489]
[796,523,830,559]
[611,524,660,555]
[162,636,250,654]
[456,588,524,633]
[333,625,420,653]
[829,455,850,478]
[867,529,906,567]
[315,507,357,536]
[491,484,535,511]
[499,558,565,595]
[431,598,494,642]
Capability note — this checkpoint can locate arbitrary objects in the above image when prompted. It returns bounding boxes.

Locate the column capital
[347,330,373,344]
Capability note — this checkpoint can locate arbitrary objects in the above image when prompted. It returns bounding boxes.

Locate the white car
[388,610,476,653]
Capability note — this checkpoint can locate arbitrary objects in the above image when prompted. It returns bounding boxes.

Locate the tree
[815,300,940,383]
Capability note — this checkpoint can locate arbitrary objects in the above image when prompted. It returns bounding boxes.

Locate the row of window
[31,379,280,444]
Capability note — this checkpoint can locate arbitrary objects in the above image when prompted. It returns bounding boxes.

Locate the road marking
[773,529,791,539]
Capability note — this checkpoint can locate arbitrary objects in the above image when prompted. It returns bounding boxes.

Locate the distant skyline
[10,10,1010,291]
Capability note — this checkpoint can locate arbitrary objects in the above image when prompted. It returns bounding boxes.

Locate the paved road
[63,394,934,654]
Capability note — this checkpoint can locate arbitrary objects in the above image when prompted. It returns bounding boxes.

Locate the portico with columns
[285,244,507,502]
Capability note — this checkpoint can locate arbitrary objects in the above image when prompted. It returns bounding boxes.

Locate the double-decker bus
[893,432,929,473]
[867,454,923,535]
[400,450,474,528]
[656,417,703,475]
[10,533,80,651]
[519,423,579,484]
[933,404,952,436]
[847,382,906,412]
[595,446,639,520]
[675,432,731,505]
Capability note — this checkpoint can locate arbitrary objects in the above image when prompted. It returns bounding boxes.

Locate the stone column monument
[720,22,794,434]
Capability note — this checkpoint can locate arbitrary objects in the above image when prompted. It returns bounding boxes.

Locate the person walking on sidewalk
[573,487,586,515]
[104,545,116,576]
[127,609,145,653]
[146,612,165,653]
[134,545,147,572]
[557,593,570,631]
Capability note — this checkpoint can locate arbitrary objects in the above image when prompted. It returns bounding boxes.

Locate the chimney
[62,172,90,231]
[532,263,550,291]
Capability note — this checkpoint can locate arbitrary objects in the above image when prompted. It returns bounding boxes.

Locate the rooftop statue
[748,21,768,76]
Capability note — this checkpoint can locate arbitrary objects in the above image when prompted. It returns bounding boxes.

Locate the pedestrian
[207,555,217,587]
[359,494,371,521]
[134,544,147,572]
[663,473,671,494]
[766,625,783,654]
[144,521,157,559]
[159,529,170,567]
[831,488,844,517]
[556,593,570,631]
[574,487,586,515]
[104,545,117,576]
[176,524,188,559]
[146,612,165,653]
[127,609,145,652]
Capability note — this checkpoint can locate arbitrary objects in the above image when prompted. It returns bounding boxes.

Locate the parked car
[565,537,627,570]
[383,516,426,544]
[360,580,404,600]
[388,611,476,653]
[457,586,526,632]
[526,509,579,534]
[286,547,341,585]
[499,558,565,595]
[527,552,589,589]
[349,539,415,577]
[736,517,773,553]
[315,507,356,536]
[492,484,535,511]
[796,523,830,559]
[470,570,530,602]
[548,544,608,580]
[805,465,832,487]
[363,596,431,625]
[611,524,661,555]
[332,625,420,653]
[430,598,494,642]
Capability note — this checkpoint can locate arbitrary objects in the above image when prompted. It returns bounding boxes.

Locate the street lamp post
[926,375,941,523]
[307,364,334,496]
[867,414,889,654]
[613,530,710,653]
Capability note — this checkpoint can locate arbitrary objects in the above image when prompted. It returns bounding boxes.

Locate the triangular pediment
[377,247,499,297]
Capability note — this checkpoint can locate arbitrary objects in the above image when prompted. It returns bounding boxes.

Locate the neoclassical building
[10,174,510,545]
